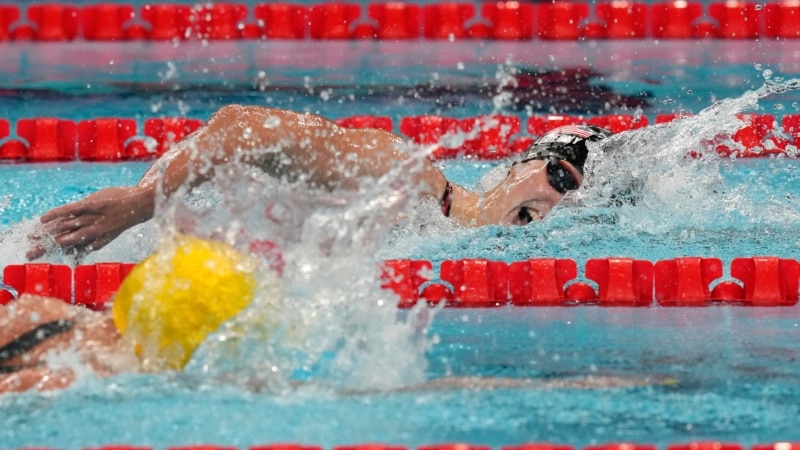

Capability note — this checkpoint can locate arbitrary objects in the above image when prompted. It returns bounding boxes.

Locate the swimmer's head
[477,125,613,226]
[112,235,262,371]
[520,124,613,176]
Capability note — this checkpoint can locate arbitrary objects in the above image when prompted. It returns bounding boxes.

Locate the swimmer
[1,295,667,394]
[26,106,612,260]
[2,235,262,391]
[5,234,672,394]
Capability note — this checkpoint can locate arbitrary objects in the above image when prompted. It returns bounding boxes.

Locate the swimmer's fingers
[26,213,89,260]
[26,222,69,260]
[28,187,147,260]
[39,202,84,225]
[27,218,111,260]
[50,224,109,255]
[25,244,48,260]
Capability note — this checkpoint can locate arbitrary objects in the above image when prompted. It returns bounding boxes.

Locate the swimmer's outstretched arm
[28,106,479,259]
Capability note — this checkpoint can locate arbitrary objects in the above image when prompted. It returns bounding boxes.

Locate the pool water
[2,37,800,449]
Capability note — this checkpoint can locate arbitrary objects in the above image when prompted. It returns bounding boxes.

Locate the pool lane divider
[1,113,798,163]
[0,1,799,41]
[2,256,798,309]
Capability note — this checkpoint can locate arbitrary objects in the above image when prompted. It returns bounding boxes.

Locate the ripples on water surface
[1,40,800,448]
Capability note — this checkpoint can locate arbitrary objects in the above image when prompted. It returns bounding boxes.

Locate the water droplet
[263,116,281,129]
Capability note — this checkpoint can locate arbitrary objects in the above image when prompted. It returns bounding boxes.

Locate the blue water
[2,308,800,448]
[2,158,800,263]
[2,39,800,449]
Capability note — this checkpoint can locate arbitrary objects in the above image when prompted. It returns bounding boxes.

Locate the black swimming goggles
[516,157,581,194]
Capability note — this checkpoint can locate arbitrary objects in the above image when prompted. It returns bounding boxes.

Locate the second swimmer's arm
[136,105,450,209]
[29,106,454,258]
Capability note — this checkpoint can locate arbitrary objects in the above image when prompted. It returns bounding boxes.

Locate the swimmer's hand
[26,187,153,260]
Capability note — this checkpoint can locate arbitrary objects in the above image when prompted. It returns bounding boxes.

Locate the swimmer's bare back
[0,295,131,393]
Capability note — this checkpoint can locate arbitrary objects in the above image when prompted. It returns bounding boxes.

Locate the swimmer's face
[478,159,583,226]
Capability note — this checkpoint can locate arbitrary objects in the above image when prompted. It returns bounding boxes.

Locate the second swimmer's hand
[26,187,152,260]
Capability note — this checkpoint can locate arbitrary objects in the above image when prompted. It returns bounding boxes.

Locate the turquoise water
[1,308,800,447]
[2,39,800,448]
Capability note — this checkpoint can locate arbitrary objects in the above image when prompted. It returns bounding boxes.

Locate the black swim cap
[521,125,613,174]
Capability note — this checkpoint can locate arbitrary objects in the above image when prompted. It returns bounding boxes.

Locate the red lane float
[309,3,361,40]
[252,446,322,450]
[81,4,135,41]
[400,115,523,159]
[367,3,421,40]
[189,3,250,40]
[0,264,72,305]
[1,114,800,163]
[588,115,650,133]
[709,114,786,158]
[10,3,80,41]
[585,258,653,306]
[15,118,76,162]
[0,119,24,160]
[538,1,590,40]
[752,444,800,450]
[655,257,724,306]
[508,259,577,306]
[731,257,800,306]
[419,445,491,450]
[781,114,800,156]
[2,2,800,41]
[140,4,192,41]
[335,115,394,132]
[651,1,706,39]
[422,3,474,39]
[503,445,575,450]
[480,1,535,40]
[168,446,237,450]
[764,1,800,38]
[255,4,308,39]
[437,259,509,307]
[74,263,135,310]
[586,445,657,450]
[400,115,462,158]
[528,115,586,137]
[143,117,203,158]
[668,443,744,450]
[1,256,799,310]
[709,1,761,39]
[594,1,648,39]
[0,5,19,41]
[78,118,138,161]
[459,115,522,159]
[381,259,433,308]
[336,444,406,450]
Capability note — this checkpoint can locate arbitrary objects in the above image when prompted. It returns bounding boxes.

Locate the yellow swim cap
[113,234,259,371]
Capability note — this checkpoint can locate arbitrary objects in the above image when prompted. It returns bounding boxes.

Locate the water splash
[385,79,800,264]
[577,77,800,233]
[149,143,437,392]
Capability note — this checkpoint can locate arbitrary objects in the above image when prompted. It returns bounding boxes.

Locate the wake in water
[579,78,800,228]
[381,78,800,263]
[142,144,438,393]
